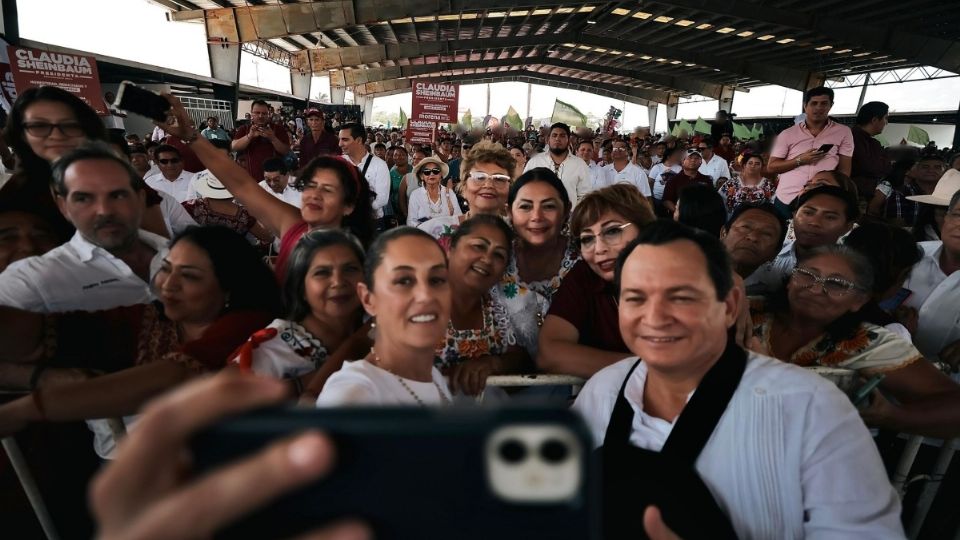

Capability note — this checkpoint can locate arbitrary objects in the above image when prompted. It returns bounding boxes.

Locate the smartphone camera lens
[498,439,527,464]
[539,439,569,464]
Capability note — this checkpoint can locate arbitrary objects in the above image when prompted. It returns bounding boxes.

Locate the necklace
[368,347,450,406]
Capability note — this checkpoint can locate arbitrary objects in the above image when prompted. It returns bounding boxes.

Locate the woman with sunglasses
[749,244,960,437]
[406,156,461,225]
[418,141,515,247]
[537,184,656,378]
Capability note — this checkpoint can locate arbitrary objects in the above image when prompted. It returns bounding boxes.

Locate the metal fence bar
[2,437,60,540]
[907,438,958,539]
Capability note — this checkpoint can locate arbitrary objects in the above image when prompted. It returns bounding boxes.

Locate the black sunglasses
[421,168,442,176]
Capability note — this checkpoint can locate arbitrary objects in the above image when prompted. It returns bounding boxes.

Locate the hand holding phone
[114,81,172,123]
[91,371,369,540]
[817,143,834,154]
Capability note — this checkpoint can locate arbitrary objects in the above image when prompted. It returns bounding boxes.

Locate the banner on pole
[7,45,106,114]
[551,99,587,127]
[411,80,458,124]
[405,119,437,144]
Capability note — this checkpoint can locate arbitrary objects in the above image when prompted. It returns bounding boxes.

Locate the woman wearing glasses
[537,184,656,378]
[418,141,515,247]
[406,156,461,226]
[749,245,960,437]
[0,86,169,241]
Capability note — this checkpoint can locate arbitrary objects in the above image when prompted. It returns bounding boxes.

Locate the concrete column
[205,12,241,118]
[291,70,312,105]
[647,105,658,131]
[952,96,960,150]
[665,94,679,122]
[1,0,20,44]
[719,85,735,113]
[330,86,346,104]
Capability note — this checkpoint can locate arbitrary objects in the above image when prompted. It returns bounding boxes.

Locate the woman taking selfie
[232,230,366,392]
[316,228,453,406]
[160,95,375,278]
[538,184,656,378]
[494,168,578,357]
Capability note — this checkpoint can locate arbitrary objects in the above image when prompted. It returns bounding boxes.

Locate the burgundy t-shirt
[298,129,340,168]
[233,123,291,182]
[546,259,629,353]
[662,171,715,203]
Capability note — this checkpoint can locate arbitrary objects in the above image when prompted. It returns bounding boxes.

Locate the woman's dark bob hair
[283,228,365,321]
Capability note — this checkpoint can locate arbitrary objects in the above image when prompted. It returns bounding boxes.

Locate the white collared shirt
[0,230,167,313]
[649,162,682,200]
[699,154,730,186]
[145,171,196,203]
[743,240,797,295]
[586,161,608,191]
[258,180,303,207]
[345,152,390,218]
[904,241,960,359]
[524,151,592,206]
[602,161,652,197]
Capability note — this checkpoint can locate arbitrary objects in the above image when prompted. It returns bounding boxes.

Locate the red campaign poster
[405,119,436,144]
[411,80,458,124]
[7,46,107,115]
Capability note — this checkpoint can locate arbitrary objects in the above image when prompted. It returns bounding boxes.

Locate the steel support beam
[357,72,657,108]
[168,4,817,92]
[328,58,672,104]
[648,105,658,131]
[650,0,960,74]
[204,9,242,116]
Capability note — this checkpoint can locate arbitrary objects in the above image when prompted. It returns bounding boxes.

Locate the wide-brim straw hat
[192,171,233,199]
[413,156,449,179]
[906,168,960,206]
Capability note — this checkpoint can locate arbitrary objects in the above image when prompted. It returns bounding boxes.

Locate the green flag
[671,122,682,137]
[906,125,930,146]
[505,106,523,130]
[732,122,752,140]
[551,99,588,127]
[751,123,764,140]
[874,134,890,148]
[461,109,472,129]
[693,117,711,135]
[399,108,408,129]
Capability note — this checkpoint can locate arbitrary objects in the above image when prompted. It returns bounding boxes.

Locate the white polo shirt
[524,152,592,206]
[0,229,167,313]
[259,180,303,208]
[603,161,652,197]
[649,162,681,200]
[145,171,196,203]
[743,240,797,295]
[904,241,960,360]
[586,161,607,192]
[699,154,730,186]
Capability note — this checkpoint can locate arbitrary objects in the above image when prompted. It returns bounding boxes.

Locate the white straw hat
[192,171,233,200]
[906,168,960,206]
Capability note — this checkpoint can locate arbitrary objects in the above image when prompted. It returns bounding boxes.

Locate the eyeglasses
[421,168,442,176]
[791,267,865,297]
[576,222,634,251]
[467,171,511,186]
[23,121,85,138]
[157,158,181,165]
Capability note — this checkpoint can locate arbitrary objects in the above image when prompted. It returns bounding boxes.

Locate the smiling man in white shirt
[524,122,591,206]
[603,139,652,198]
[0,143,166,312]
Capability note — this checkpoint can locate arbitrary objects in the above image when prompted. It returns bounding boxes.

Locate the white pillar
[331,86,346,105]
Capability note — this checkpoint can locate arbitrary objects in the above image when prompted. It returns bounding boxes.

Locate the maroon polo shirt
[298,128,340,168]
[233,122,291,182]
[662,170,715,203]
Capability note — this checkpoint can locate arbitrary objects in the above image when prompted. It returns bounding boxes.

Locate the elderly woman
[406,156,461,225]
[0,226,280,457]
[418,141,515,245]
[750,244,960,438]
[574,221,903,538]
[494,168,579,357]
[439,215,529,396]
[537,184,656,378]
[231,230,366,393]
[161,95,375,279]
[316,228,453,405]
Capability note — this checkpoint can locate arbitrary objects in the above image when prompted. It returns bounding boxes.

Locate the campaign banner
[405,119,436,144]
[411,80,458,124]
[7,46,106,114]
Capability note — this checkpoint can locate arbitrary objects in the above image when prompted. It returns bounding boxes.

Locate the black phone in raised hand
[817,143,834,153]
[114,80,171,122]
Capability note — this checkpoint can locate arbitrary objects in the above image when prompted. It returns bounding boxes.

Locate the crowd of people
[1,83,959,538]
